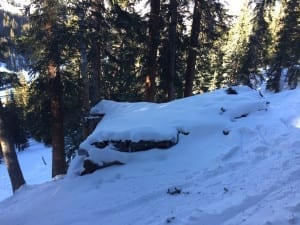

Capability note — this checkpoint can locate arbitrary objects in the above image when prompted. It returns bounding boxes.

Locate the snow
[0,139,51,201]
[1,86,300,225]
[0,0,29,15]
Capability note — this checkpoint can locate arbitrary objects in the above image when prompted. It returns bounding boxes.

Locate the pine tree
[267,0,300,92]
[22,0,67,177]
[102,2,147,101]
[222,0,253,86]
[184,0,228,96]
[238,0,273,86]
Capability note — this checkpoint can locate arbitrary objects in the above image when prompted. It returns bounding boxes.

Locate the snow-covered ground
[1,86,300,225]
[0,139,51,201]
[0,0,30,15]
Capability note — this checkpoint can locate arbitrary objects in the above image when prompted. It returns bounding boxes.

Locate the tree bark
[81,41,90,139]
[0,103,25,192]
[44,1,67,178]
[90,38,101,106]
[78,7,91,138]
[90,0,103,106]
[45,17,66,177]
[48,61,67,177]
[167,0,177,101]
[184,0,201,97]
[145,0,161,102]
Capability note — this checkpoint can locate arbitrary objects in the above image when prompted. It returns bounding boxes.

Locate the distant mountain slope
[0,0,29,15]
[0,0,28,71]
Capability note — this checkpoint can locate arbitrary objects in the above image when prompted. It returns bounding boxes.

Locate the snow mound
[74,86,267,175]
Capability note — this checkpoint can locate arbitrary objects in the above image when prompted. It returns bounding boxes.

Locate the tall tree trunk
[167,0,177,101]
[78,7,91,138]
[90,39,102,106]
[48,61,66,177]
[44,0,67,177]
[90,0,103,106]
[80,40,90,138]
[184,0,201,97]
[145,0,160,102]
[0,102,25,192]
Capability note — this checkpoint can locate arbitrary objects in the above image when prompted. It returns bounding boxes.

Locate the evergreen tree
[155,0,189,101]
[267,0,300,92]
[103,2,147,101]
[21,0,68,177]
[222,0,253,86]
[184,0,228,96]
[238,0,273,86]
[0,10,28,71]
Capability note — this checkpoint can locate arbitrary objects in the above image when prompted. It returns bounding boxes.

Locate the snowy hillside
[0,140,51,201]
[1,86,300,225]
[0,0,29,15]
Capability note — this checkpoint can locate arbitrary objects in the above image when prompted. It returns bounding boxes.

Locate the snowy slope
[0,0,29,15]
[1,86,300,225]
[0,140,51,201]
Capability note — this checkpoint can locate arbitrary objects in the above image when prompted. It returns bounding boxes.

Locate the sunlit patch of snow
[292,117,300,129]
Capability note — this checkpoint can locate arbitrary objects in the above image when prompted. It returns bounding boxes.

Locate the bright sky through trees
[223,0,244,15]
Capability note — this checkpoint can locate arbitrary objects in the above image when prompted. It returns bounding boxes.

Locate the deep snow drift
[1,86,300,225]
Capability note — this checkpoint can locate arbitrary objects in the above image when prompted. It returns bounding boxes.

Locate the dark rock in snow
[166,216,176,223]
[234,113,248,119]
[91,130,189,152]
[226,87,238,95]
[223,130,230,135]
[80,159,124,175]
[167,187,182,195]
[92,141,109,149]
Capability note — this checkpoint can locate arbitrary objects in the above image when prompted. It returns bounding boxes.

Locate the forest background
[0,0,299,192]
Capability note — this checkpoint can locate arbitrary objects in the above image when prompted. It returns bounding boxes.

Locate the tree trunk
[48,62,67,177]
[90,0,104,106]
[78,7,91,138]
[44,2,67,177]
[167,0,177,101]
[81,41,91,138]
[184,0,201,97]
[145,0,161,102]
[0,103,25,192]
[90,39,101,106]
